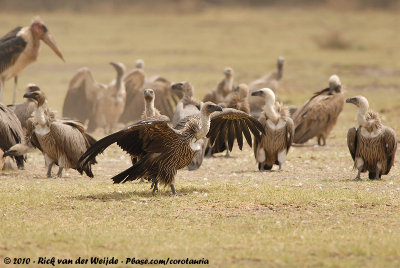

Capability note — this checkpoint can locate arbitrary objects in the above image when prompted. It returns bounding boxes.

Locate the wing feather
[347,127,358,161]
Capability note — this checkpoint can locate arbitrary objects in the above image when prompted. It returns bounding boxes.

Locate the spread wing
[62,67,104,123]
[0,28,27,74]
[207,108,265,151]
[347,127,358,161]
[79,118,177,169]
[382,126,397,175]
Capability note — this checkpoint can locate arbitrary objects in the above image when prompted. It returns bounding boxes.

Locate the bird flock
[0,18,397,195]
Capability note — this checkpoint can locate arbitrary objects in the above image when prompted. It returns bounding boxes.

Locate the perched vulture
[346,96,397,180]
[172,82,205,170]
[206,83,250,157]
[248,57,284,118]
[119,72,181,123]
[0,17,64,104]
[10,90,97,178]
[292,74,344,146]
[0,103,25,169]
[251,88,294,171]
[79,102,264,195]
[7,83,40,132]
[203,67,234,104]
[89,62,126,134]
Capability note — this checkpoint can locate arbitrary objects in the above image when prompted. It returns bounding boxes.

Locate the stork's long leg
[12,76,18,104]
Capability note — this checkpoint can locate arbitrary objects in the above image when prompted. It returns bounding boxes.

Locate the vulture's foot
[205,148,212,158]
[57,167,63,178]
[151,181,159,195]
[317,136,326,146]
[354,169,362,181]
[278,163,283,171]
[46,163,53,178]
[170,184,178,196]
[224,150,230,158]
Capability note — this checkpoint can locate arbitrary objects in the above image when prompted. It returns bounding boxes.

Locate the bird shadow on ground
[71,186,209,201]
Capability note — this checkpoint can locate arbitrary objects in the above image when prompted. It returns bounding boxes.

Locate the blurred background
[0,0,399,124]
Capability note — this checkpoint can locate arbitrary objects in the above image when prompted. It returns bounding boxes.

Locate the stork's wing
[0,33,27,74]
[0,27,22,42]
[207,108,265,151]
[62,67,104,123]
[383,126,397,175]
[347,127,358,161]
[78,118,177,169]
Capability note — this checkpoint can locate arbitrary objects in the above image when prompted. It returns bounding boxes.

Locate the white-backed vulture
[251,88,294,171]
[0,103,25,169]
[346,96,397,180]
[89,62,126,134]
[62,67,106,124]
[7,83,40,131]
[206,83,250,157]
[0,17,64,104]
[16,90,97,178]
[292,74,344,146]
[248,57,284,118]
[120,72,181,124]
[172,82,205,170]
[79,102,264,195]
[203,67,234,104]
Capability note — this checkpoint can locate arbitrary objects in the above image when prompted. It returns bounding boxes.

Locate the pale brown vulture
[346,96,397,180]
[203,67,234,104]
[251,88,294,171]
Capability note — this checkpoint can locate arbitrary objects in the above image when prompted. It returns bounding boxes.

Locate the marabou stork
[0,17,64,104]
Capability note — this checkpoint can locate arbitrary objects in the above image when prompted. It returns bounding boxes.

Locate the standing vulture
[172,82,205,170]
[13,90,97,178]
[0,17,64,104]
[7,83,40,131]
[78,102,264,195]
[203,67,234,104]
[0,103,25,169]
[346,96,397,180]
[248,57,284,118]
[292,74,344,146]
[89,62,126,134]
[251,88,294,171]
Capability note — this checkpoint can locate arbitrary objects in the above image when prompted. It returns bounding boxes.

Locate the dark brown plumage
[292,74,344,146]
[346,96,397,180]
[251,88,294,171]
[17,90,97,178]
[79,102,264,195]
[248,57,284,118]
[0,103,25,169]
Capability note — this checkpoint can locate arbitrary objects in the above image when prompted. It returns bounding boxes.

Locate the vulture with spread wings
[79,102,264,195]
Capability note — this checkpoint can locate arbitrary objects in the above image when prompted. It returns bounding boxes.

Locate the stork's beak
[346,97,358,105]
[42,32,65,62]
[251,90,264,97]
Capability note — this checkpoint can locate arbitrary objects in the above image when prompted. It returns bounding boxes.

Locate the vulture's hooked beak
[251,90,265,97]
[171,82,184,91]
[41,31,65,62]
[233,86,240,92]
[212,104,223,112]
[23,92,39,100]
[346,97,358,105]
[144,90,153,98]
[3,150,18,157]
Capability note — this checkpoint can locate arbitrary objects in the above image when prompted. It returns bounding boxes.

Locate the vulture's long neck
[264,100,279,123]
[115,73,124,94]
[277,64,283,80]
[356,100,370,127]
[144,98,155,118]
[35,101,48,126]
[195,112,211,140]
[223,75,233,95]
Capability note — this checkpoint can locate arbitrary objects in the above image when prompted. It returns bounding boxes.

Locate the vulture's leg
[278,163,282,171]
[12,76,18,104]
[354,157,363,180]
[16,156,24,170]
[47,163,54,178]
[258,163,264,171]
[57,167,63,178]
[151,179,159,195]
[354,169,362,180]
[375,163,382,180]
[170,184,178,195]
[205,148,212,158]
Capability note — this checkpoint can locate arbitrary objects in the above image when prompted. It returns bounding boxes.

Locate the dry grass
[0,7,399,267]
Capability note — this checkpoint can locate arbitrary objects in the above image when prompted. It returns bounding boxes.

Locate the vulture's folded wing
[383,126,397,174]
[347,127,358,161]
[207,108,265,151]
[26,118,42,152]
